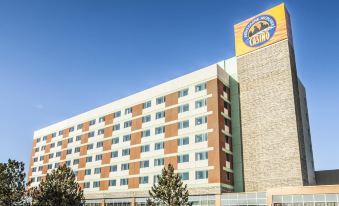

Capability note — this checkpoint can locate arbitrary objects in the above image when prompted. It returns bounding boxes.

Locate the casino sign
[242,15,277,47]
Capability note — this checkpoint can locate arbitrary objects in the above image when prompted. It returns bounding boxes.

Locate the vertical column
[77,121,90,186]
[42,134,53,175]
[100,113,114,191]
[207,79,228,186]
[60,128,70,163]
[28,139,37,182]
[128,104,143,189]
[164,92,178,169]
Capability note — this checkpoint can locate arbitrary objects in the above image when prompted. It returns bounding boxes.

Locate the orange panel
[132,104,143,117]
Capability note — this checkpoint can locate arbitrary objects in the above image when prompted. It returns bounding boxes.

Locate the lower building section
[83,185,339,206]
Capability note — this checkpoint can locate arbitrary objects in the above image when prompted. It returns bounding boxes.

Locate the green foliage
[30,164,84,206]
[147,164,191,206]
[0,159,27,206]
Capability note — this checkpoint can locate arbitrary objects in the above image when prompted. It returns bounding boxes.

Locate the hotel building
[28,3,339,206]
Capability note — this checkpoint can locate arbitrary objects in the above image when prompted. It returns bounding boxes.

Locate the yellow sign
[234,3,290,56]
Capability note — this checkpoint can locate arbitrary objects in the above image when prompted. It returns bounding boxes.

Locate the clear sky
[0,0,338,173]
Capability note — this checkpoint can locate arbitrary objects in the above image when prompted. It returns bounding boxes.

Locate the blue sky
[0,0,338,172]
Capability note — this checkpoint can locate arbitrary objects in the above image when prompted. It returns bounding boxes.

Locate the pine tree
[146,164,191,206]
[30,164,85,206]
[0,159,28,205]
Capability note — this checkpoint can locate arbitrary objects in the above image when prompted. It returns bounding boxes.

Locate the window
[65,160,71,166]
[85,169,91,175]
[54,163,59,168]
[43,136,47,141]
[111,151,118,158]
[154,175,160,184]
[76,135,81,141]
[66,149,72,155]
[87,144,94,150]
[114,111,121,118]
[120,178,128,186]
[69,127,74,133]
[89,119,96,126]
[49,153,54,159]
[195,115,208,126]
[38,166,43,171]
[110,165,117,172]
[41,146,46,151]
[178,88,189,97]
[178,137,189,146]
[68,138,73,143]
[52,132,56,138]
[195,99,207,109]
[155,126,165,135]
[140,160,149,168]
[143,101,152,109]
[36,138,41,143]
[50,143,55,148]
[32,167,37,172]
[178,154,189,163]
[99,116,105,123]
[122,149,130,156]
[124,120,132,128]
[109,180,116,186]
[35,147,39,152]
[84,182,90,189]
[95,154,102,161]
[93,181,100,188]
[94,167,101,174]
[195,151,208,161]
[86,156,92,163]
[155,111,165,119]
[77,124,83,130]
[112,124,120,131]
[121,163,129,171]
[97,129,104,135]
[88,131,95,138]
[58,130,63,136]
[74,170,78,176]
[141,145,150,153]
[195,133,208,143]
[139,176,149,184]
[40,156,44,161]
[195,170,208,179]
[123,134,131,142]
[195,83,206,92]
[56,152,61,157]
[31,177,36,183]
[112,137,119,144]
[154,158,164,166]
[178,104,189,113]
[57,141,62,146]
[141,129,150,138]
[142,115,151,123]
[73,159,79,165]
[74,147,80,153]
[178,120,189,129]
[97,141,103,148]
[156,96,165,105]
[179,172,189,180]
[154,142,164,150]
[125,107,132,115]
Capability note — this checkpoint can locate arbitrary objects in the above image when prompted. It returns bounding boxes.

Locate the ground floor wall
[83,185,339,206]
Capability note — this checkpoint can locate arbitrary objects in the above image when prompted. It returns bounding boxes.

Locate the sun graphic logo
[242,15,276,47]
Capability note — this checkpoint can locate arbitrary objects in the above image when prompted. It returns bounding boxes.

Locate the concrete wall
[237,39,309,191]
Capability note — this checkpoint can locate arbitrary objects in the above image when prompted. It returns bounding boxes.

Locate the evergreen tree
[0,159,28,205]
[146,164,191,206]
[30,164,85,206]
